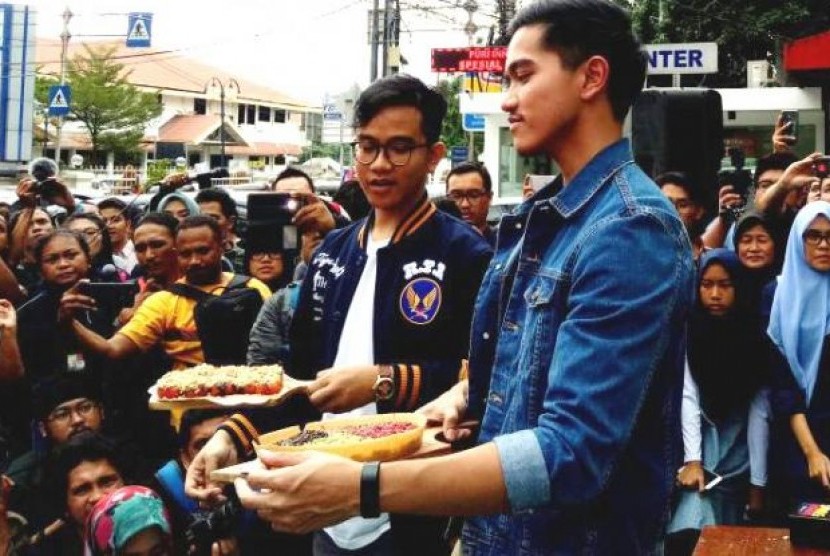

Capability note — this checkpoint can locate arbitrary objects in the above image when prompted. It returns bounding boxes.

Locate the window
[246,105,256,125]
[274,109,287,123]
[238,104,246,124]
[275,155,286,165]
[194,97,206,115]
[258,106,271,122]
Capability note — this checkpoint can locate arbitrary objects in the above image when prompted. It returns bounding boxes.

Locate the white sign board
[645,42,718,74]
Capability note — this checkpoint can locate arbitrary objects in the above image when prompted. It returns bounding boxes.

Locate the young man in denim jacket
[192,1,694,554]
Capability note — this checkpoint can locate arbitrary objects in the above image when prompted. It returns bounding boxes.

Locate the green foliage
[145,159,173,187]
[300,142,341,163]
[437,76,466,149]
[621,0,830,87]
[436,77,483,157]
[66,45,162,159]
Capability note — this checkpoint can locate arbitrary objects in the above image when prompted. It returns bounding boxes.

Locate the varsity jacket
[222,196,491,453]
[289,195,492,410]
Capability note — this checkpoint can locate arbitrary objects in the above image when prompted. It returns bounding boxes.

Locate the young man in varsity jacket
[187,74,492,555]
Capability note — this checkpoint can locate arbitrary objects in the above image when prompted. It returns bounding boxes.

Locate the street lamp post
[207,77,239,168]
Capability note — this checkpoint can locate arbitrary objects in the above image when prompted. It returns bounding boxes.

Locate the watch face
[375,377,395,401]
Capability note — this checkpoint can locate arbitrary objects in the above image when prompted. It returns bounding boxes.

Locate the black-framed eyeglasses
[803,229,830,247]
[251,252,283,262]
[351,140,430,166]
[447,190,489,203]
[48,399,97,423]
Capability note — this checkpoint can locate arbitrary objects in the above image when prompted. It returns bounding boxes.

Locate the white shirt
[323,234,391,550]
[113,239,137,275]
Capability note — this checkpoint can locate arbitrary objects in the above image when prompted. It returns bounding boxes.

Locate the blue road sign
[450,146,469,167]
[126,13,152,47]
[47,85,71,116]
[462,113,485,132]
[323,104,342,121]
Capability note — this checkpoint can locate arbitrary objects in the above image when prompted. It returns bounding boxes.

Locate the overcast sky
[26,0,502,105]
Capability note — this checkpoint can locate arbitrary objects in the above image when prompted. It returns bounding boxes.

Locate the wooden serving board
[210,425,454,484]
[148,375,312,411]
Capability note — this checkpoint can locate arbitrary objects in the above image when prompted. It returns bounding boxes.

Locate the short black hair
[655,171,702,205]
[195,187,238,219]
[353,74,447,144]
[44,432,125,513]
[507,0,646,122]
[754,152,798,187]
[97,197,127,212]
[272,167,315,193]
[333,179,371,221]
[446,161,493,193]
[34,229,91,265]
[435,197,463,219]
[177,214,223,244]
[178,409,232,449]
[136,212,178,238]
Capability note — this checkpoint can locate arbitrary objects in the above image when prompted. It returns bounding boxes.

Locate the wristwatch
[373,364,395,402]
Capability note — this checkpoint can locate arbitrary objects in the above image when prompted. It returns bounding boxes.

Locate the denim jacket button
[482,332,490,340]
[488,392,503,406]
[515,222,523,230]
[495,263,502,270]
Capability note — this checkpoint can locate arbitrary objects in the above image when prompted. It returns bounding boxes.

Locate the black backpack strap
[225,274,252,291]
[167,283,210,302]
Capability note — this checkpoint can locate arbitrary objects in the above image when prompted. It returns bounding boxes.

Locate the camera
[28,157,59,197]
[718,147,752,222]
[814,156,830,180]
[185,487,242,554]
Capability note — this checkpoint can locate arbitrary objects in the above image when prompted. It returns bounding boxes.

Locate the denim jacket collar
[540,138,634,219]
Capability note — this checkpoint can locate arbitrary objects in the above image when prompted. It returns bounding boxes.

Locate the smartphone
[814,155,830,179]
[781,110,799,141]
[78,281,138,310]
[247,193,305,225]
[702,468,723,491]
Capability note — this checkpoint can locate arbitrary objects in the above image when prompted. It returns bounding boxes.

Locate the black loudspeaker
[632,89,723,208]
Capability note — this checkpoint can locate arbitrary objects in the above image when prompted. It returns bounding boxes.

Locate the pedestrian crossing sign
[126,13,152,47]
[47,85,71,116]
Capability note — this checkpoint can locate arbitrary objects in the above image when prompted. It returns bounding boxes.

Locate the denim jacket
[463,139,694,555]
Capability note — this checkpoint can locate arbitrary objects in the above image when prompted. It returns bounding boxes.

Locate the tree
[436,76,483,157]
[616,0,830,87]
[63,45,161,164]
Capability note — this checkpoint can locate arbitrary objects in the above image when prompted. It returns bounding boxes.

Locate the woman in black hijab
[669,249,766,541]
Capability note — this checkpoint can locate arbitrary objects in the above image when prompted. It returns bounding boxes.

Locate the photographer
[272,168,350,236]
[151,410,242,556]
[11,158,76,216]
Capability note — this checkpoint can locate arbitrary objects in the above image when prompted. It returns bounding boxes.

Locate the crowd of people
[0,0,828,554]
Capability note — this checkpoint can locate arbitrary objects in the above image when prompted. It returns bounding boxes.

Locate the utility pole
[464,0,477,161]
[54,6,72,168]
[370,0,379,81]
[382,0,391,77]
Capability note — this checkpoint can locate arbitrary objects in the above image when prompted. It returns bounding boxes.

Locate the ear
[428,142,447,173]
[180,449,191,470]
[580,55,610,103]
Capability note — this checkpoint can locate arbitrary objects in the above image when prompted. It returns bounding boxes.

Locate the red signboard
[431,47,507,73]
